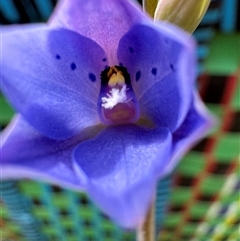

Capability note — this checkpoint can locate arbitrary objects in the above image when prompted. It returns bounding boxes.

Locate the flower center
[98,66,139,125]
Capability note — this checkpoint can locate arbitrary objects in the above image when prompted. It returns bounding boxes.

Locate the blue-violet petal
[51,0,147,64]
[73,124,172,227]
[1,26,107,140]
[0,115,101,190]
[166,92,215,175]
[118,23,195,131]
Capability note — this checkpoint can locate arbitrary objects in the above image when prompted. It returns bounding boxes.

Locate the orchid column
[0,0,214,239]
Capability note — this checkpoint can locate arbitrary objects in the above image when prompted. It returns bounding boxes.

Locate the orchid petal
[118,23,195,131]
[1,26,107,140]
[0,115,102,190]
[163,92,215,176]
[154,0,211,33]
[50,0,148,64]
[72,125,172,227]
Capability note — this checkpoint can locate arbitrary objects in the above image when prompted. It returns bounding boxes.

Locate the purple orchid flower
[0,0,214,228]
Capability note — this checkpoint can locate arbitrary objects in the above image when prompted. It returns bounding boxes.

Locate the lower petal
[73,125,172,227]
[1,115,101,191]
[163,93,215,176]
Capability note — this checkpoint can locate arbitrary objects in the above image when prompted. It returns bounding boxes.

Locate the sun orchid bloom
[0,0,214,228]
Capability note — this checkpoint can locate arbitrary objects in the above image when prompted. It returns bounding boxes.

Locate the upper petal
[72,125,172,228]
[0,115,101,191]
[118,23,195,131]
[1,25,107,140]
[50,0,148,64]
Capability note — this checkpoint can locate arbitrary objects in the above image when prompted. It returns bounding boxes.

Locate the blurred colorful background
[0,0,239,240]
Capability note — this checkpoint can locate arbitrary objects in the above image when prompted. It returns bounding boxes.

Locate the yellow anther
[116,71,125,85]
[107,68,113,79]
[107,67,125,87]
[108,73,118,87]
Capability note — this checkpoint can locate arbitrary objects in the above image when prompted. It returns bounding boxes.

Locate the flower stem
[136,198,155,241]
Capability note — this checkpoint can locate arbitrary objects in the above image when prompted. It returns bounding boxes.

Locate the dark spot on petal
[89,73,96,82]
[136,71,141,82]
[102,58,107,62]
[129,47,134,53]
[56,54,61,59]
[151,68,157,75]
[119,63,123,66]
[170,64,176,71]
[71,62,76,70]
[165,39,169,44]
